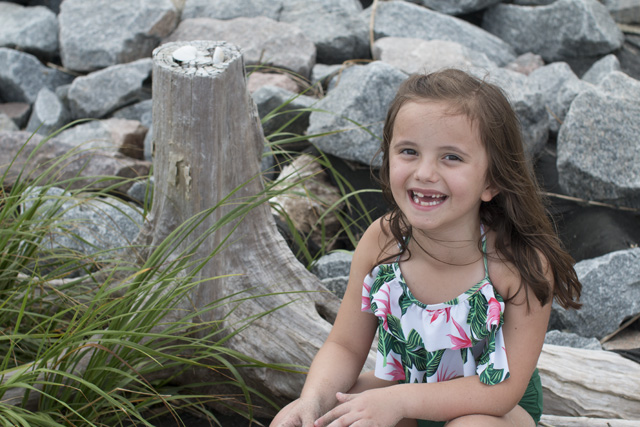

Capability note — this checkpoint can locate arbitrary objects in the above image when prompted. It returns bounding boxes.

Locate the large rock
[278,0,369,64]
[0,131,150,193]
[181,0,283,20]
[550,247,640,340]
[0,3,58,59]
[55,118,147,160]
[581,54,622,84]
[165,17,316,78]
[557,72,640,209]
[482,0,624,63]
[410,0,501,15]
[24,186,144,263]
[602,0,640,24]
[528,62,590,135]
[364,1,516,66]
[67,58,152,120]
[0,48,74,104]
[372,37,497,75]
[59,0,179,72]
[307,61,407,167]
[479,68,549,159]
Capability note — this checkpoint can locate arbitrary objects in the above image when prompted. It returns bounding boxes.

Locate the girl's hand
[314,389,403,427]
[270,398,323,427]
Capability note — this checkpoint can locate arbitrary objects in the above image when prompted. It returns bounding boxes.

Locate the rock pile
[1,0,640,418]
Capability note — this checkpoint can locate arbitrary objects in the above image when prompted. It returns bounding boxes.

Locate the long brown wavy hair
[376,69,581,310]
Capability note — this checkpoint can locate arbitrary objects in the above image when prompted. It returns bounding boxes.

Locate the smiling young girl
[270,69,581,427]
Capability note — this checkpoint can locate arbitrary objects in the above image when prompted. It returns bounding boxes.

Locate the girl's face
[388,101,497,237]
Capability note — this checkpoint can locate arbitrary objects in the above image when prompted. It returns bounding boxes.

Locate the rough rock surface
[59,0,178,72]
[557,72,640,209]
[482,0,625,62]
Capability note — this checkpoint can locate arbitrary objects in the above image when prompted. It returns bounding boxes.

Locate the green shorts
[416,369,543,426]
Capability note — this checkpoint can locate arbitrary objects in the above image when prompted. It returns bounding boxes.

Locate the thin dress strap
[480,225,489,278]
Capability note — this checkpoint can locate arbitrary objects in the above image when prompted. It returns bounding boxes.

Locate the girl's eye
[400,148,417,156]
[443,154,462,161]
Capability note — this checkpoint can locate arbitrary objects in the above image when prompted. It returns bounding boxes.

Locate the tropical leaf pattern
[362,261,510,386]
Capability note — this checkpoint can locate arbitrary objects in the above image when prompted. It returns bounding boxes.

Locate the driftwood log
[134,40,351,411]
[538,344,640,421]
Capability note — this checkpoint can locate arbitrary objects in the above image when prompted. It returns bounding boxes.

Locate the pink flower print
[447,318,472,349]
[487,297,501,330]
[373,286,392,331]
[436,365,458,382]
[362,281,372,311]
[387,355,406,381]
[430,307,451,324]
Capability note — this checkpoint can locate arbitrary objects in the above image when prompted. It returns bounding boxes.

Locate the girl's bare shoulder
[485,230,522,301]
[485,229,551,303]
[353,216,398,269]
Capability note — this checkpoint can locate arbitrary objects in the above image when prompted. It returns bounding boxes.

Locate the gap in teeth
[412,191,445,206]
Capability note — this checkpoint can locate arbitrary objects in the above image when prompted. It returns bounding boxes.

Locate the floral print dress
[361,240,510,386]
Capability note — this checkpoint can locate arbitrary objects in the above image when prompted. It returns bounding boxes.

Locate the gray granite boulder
[410,0,501,15]
[0,131,150,193]
[25,88,69,136]
[372,37,497,75]
[59,0,178,72]
[67,58,152,120]
[551,247,640,339]
[479,68,549,159]
[181,0,283,20]
[55,118,147,160]
[482,0,625,63]
[307,61,407,167]
[279,0,369,64]
[528,62,591,135]
[557,71,640,209]
[544,330,602,351]
[0,48,74,104]
[0,2,58,59]
[582,54,622,84]
[24,186,144,261]
[364,1,516,67]
[165,17,316,78]
[311,251,354,299]
[603,0,640,24]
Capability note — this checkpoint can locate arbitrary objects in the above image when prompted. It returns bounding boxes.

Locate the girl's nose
[415,159,438,182]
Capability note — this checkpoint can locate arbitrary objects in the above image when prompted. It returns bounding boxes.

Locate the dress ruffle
[362,263,510,385]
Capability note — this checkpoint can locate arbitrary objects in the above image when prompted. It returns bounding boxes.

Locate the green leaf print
[461,348,468,365]
[405,329,428,371]
[371,265,396,294]
[387,314,405,341]
[479,363,506,385]
[476,330,496,367]
[468,298,488,342]
[425,349,445,378]
[378,324,394,362]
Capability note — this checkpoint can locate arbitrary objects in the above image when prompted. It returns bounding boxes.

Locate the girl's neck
[409,222,484,267]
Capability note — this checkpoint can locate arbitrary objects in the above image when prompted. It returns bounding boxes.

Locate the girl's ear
[481,182,499,202]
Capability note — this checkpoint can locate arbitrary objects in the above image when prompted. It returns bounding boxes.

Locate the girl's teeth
[412,191,445,206]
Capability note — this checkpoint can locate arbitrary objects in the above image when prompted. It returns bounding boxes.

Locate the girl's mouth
[411,190,447,207]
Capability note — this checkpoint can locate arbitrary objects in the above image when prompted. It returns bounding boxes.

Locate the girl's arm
[270,219,384,427]
[315,252,553,425]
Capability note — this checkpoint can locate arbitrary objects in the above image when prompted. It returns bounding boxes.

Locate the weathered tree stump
[135,40,347,412]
